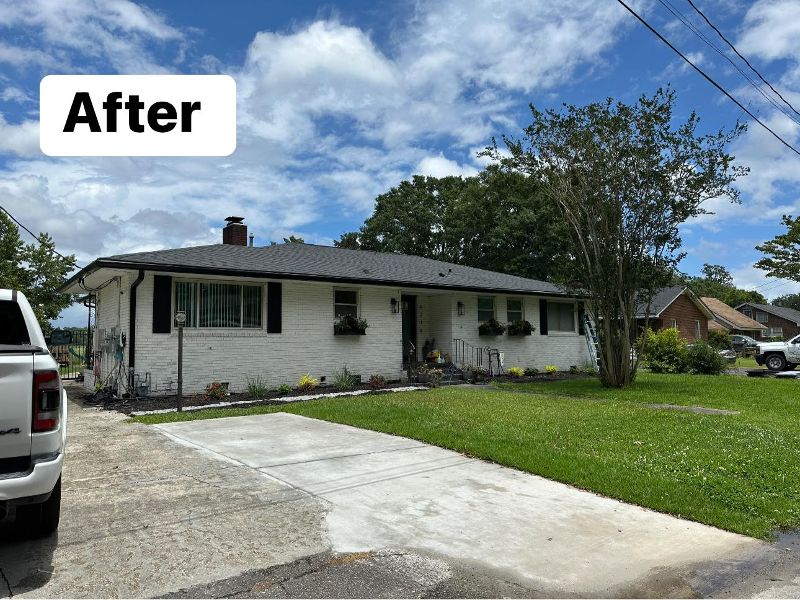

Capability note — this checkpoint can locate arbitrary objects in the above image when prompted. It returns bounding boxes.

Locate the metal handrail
[452,338,503,375]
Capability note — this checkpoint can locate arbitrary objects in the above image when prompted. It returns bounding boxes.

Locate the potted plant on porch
[334,314,369,335]
[507,319,535,336]
[478,318,506,336]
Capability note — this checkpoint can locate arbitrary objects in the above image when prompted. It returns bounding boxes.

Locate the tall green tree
[772,293,800,311]
[681,264,766,307]
[755,215,800,283]
[486,88,747,387]
[0,211,77,332]
[335,166,570,280]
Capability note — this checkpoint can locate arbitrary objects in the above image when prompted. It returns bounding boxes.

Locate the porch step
[439,363,464,386]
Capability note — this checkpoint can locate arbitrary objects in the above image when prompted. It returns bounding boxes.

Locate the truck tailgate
[0,352,33,459]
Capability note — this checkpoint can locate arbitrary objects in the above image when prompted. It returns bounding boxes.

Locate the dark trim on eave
[70,259,578,298]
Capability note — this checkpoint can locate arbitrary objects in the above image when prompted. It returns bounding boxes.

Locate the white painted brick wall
[93,272,591,395]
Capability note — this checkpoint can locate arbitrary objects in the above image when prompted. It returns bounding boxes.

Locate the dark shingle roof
[739,303,800,325]
[635,285,686,317]
[635,285,712,319]
[65,243,569,296]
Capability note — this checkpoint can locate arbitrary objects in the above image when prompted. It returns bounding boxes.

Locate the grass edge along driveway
[135,373,800,539]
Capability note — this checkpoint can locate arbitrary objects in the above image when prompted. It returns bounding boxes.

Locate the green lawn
[735,356,759,369]
[135,373,800,539]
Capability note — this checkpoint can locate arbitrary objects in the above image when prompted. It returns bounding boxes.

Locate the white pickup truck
[755,335,800,371]
[0,289,66,536]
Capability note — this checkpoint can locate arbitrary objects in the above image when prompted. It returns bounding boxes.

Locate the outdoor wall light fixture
[390,298,399,314]
[457,301,465,316]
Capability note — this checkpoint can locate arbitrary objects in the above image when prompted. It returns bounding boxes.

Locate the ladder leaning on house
[583,315,601,371]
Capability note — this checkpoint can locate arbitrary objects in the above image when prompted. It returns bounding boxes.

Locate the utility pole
[175,310,186,412]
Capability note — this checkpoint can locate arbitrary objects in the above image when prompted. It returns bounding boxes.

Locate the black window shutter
[267,282,282,333]
[578,302,585,335]
[152,275,172,334]
[539,299,548,335]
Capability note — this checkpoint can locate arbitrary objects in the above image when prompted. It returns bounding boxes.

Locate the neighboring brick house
[636,286,712,341]
[735,303,800,341]
[60,217,591,395]
[701,297,767,337]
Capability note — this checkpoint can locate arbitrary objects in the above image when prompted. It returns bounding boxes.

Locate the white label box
[40,75,236,156]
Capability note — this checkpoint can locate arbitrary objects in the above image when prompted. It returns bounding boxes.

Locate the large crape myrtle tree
[486,88,747,387]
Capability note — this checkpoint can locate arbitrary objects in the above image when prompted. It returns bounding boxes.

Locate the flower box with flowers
[478,318,506,336]
[334,314,369,335]
[507,320,535,336]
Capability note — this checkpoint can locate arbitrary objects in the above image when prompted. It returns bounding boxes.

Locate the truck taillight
[33,370,60,432]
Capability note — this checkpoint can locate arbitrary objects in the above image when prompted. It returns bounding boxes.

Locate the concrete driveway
[3,392,796,598]
[154,412,765,598]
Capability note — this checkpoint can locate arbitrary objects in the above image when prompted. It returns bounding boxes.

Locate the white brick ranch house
[60,218,592,395]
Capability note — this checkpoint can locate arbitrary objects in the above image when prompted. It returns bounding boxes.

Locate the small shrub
[416,365,443,386]
[276,383,292,395]
[367,374,387,390]
[708,329,733,350]
[246,376,269,398]
[641,327,688,374]
[524,367,539,376]
[297,374,318,392]
[205,381,227,400]
[544,365,558,374]
[333,365,359,391]
[686,341,726,375]
[568,365,579,374]
[469,367,488,383]
[508,366,524,377]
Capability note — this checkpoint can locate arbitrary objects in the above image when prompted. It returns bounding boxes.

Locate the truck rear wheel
[17,477,61,537]
[766,353,787,371]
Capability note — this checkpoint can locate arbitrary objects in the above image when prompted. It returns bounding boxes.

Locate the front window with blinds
[175,281,262,328]
[334,290,359,318]
[756,311,769,323]
[478,297,495,321]
[507,298,523,322]
[547,302,575,332]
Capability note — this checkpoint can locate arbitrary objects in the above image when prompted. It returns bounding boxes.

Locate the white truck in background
[755,335,800,372]
[0,289,66,536]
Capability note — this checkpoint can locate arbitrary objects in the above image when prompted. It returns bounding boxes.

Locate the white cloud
[737,0,800,63]
[0,0,185,72]
[415,154,479,178]
[731,264,800,301]
[0,0,636,264]
[0,114,39,156]
[0,86,32,103]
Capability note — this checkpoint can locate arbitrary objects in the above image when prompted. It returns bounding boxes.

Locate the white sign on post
[40,75,236,157]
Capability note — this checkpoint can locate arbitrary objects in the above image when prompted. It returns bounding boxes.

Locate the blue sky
[1,0,800,326]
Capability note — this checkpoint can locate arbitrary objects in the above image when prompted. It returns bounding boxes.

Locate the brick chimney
[222,216,247,246]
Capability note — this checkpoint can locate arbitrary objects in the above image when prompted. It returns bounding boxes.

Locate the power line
[686,0,800,121]
[614,0,800,158]
[0,204,80,266]
[656,0,800,128]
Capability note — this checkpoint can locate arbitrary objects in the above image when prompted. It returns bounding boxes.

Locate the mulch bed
[487,372,595,384]
[84,380,418,415]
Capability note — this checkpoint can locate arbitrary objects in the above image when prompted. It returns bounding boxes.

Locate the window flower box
[478,318,506,336]
[334,314,368,335]
[507,319,535,336]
